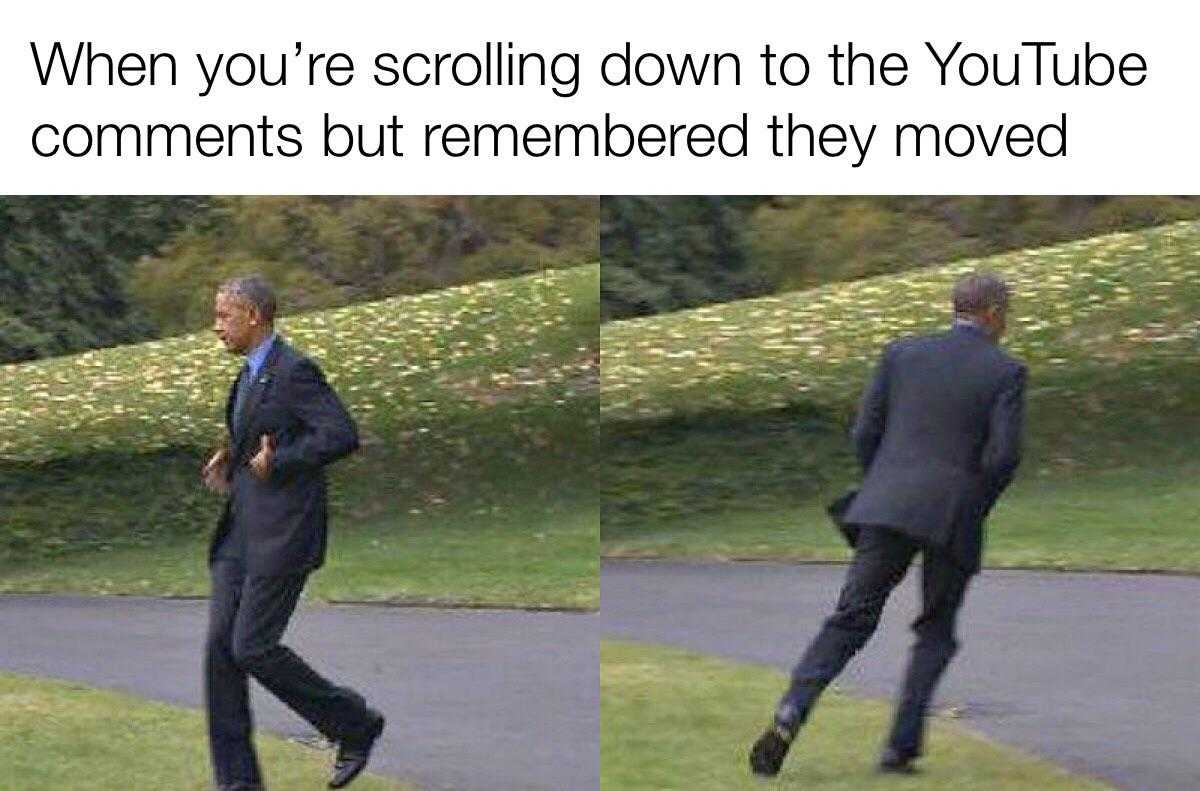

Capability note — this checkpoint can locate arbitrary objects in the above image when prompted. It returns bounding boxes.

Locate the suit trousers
[205,558,375,787]
[776,525,970,757]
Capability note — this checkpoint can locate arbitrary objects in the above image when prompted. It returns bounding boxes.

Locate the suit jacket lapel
[232,339,286,462]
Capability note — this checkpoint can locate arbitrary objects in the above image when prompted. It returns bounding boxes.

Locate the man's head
[952,272,1010,341]
[213,275,277,354]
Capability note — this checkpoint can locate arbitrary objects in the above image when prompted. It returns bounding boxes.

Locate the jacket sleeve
[850,344,892,472]
[980,363,1027,514]
[270,358,360,479]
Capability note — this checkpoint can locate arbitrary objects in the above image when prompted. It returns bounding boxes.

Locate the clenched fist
[201,446,231,494]
[249,434,276,481]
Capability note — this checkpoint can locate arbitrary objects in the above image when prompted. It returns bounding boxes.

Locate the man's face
[213,292,260,354]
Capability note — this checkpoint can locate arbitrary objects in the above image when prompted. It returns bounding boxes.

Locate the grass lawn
[601,465,1200,573]
[0,672,409,791]
[600,642,1110,791]
[0,496,598,609]
[601,224,1200,572]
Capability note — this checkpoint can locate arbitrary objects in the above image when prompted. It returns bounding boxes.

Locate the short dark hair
[952,272,1009,316]
[217,275,277,323]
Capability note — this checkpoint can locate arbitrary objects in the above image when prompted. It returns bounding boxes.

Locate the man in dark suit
[750,273,1027,776]
[201,275,384,791]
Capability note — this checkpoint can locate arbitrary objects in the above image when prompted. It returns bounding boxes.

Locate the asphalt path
[0,595,597,791]
[602,560,1200,791]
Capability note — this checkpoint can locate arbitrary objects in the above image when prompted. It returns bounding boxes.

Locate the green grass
[602,466,1200,573]
[601,223,1200,571]
[1,266,599,607]
[0,672,409,791]
[0,495,598,608]
[600,641,1110,791]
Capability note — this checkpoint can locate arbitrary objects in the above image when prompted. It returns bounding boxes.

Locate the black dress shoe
[217,784,264,791]
[329,710,386,789]
[878,746,919,774]
[749,724,793,777]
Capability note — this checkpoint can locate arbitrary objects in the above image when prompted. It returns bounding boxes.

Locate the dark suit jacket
[208,338,360,576]
[840,324,1027,574]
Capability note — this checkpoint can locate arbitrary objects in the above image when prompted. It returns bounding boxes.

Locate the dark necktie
[232,363,253,439]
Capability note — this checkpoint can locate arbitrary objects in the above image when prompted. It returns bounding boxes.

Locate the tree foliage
[0,197,204,363]
[600,197,767,320]
[131,196,599,334]
[0,196,598,362]
[602,196,1200,320]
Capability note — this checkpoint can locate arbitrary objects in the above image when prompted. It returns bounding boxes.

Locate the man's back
[844,323,1026,572]
[752,274,1026,779]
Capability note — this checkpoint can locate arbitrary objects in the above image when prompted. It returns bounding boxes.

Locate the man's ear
[983,306,1007,338]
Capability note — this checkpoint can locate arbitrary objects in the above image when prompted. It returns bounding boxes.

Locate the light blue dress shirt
[246,331,278,380]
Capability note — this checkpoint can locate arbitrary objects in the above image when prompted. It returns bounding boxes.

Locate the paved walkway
[0,595,597,791]
[602,560,1200,791]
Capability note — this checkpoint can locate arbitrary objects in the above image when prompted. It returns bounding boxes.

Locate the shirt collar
[245,331,277,379]
[952,317,991,339]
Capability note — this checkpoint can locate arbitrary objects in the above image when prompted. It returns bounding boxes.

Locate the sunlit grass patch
[602,223,1197,426]
[2,265,598,463]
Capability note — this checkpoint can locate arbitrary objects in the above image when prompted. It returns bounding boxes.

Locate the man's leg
[751,527,917,776]
[230,573,380,745]
[776,526,918,732]
[205,559,262,789]
[884,548,971,762]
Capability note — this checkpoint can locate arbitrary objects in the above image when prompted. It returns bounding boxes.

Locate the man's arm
[269,358,360,479]
[980,363,1027,514]
[850,345,892,472]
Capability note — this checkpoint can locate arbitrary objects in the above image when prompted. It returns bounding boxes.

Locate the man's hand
[249,434,276,481]
[201,447,231,494]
